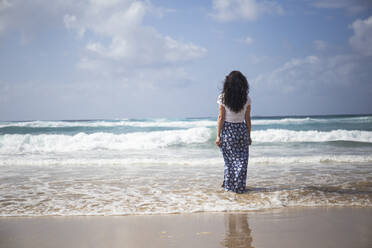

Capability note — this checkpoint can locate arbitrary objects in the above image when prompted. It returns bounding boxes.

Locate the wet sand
[0,207,371,248]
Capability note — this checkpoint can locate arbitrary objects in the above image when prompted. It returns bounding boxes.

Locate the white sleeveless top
[217,94,251,123]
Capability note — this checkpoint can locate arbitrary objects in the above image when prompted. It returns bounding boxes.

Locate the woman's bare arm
[245,105,252,145]
[216,104,225,146]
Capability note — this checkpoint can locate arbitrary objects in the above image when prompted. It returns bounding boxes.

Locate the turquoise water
[0,115,371,216]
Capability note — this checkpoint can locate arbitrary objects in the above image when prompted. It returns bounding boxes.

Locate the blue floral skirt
[220,121,249,194]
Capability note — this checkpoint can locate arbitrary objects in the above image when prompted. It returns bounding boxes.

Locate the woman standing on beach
[216,71,252,194]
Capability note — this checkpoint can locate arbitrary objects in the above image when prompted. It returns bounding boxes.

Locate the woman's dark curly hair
[222,71,249,112]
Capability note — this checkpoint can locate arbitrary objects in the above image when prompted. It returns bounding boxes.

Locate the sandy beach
[1,207,371,248]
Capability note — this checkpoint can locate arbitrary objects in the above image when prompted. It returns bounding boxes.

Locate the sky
[0,0,372,120]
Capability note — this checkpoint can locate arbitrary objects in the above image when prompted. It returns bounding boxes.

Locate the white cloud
[163,36,207,62]
[0,0,76,37]
[254,16,372,94]
[239,36,254,45]
[210,0,283,22]
[63,14,85,37]
[254,53,372,93]
[0,0,206,87]
[349,16,372,56]
[313,40,328,51]
[0,0,12,10]
[63,0,207,80]
[312,0,372,14]
[255,56,320,93]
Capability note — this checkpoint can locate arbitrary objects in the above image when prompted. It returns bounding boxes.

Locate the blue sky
[0,0,371,120]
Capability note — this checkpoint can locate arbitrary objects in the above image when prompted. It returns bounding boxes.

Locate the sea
[0,115,371,216]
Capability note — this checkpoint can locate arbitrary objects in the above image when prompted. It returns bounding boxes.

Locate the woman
[216,71,252,194]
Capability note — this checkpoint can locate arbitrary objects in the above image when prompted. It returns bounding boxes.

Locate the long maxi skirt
[220,121,249,194]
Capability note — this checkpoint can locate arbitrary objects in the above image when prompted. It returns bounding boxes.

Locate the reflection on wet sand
[221,213,254,248]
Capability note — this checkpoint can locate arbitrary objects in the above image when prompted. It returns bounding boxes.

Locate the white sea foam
[253,117,314,125]
[252,155,372,164]
[1,148,371,217]
[253,129,372,143]
[0,127,212,153]
[1,128,372,154]
[253,116,372,125]
[1,174,370,217]
[1,155,372,167]
[1,116,371,129]
[0,120,216,128]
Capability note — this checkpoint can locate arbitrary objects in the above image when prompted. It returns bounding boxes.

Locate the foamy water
[0,115,371,216]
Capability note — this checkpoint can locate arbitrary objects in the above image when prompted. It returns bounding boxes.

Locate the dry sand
[1,207,371,248]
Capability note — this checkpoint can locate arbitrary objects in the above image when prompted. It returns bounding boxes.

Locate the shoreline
[1,205,372,218]
[1,207,371,248]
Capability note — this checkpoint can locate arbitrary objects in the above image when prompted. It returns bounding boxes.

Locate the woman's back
[217,94,251,123]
